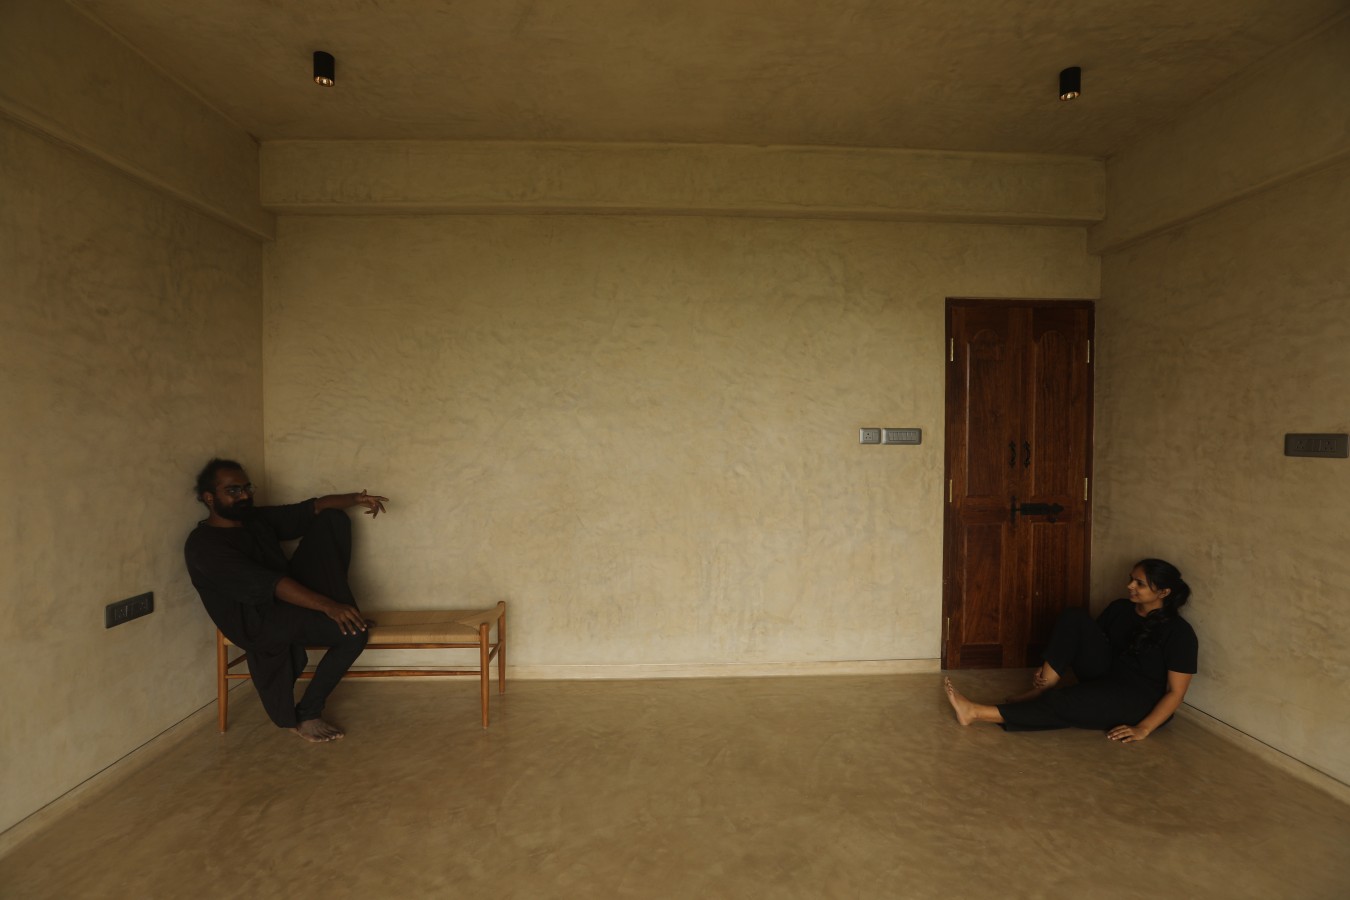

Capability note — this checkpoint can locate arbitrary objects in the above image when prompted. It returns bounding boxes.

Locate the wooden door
[943,300,1093,669]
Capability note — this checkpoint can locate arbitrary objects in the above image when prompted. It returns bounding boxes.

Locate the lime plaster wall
[1091,17,1350,786]
[1094,161,1350,786]
[0,0,272,239]
[0,0,268,837]
[263,214,1097,669]
[0,118,264,834]
[1090,14,1350,253]
[261,140,1104,225]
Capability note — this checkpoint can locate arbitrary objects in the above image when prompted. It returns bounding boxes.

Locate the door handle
[1010,496,1066,524]
[1008,442,1016,467]
[1023,441,1031,469]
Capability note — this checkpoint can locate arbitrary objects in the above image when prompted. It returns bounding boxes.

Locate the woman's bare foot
[292,718,345,742]
[944,678,1006,726]
[944,677,979,726]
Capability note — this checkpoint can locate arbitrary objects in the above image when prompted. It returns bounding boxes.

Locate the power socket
[106,592,154,628]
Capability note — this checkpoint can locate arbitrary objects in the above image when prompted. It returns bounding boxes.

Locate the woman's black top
[1097,598,1199,690]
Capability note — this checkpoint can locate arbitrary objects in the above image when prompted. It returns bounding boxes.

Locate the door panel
[964,322,1022,501]
[946,304,1026,667]
[943,300,1093,669]
[1023,305,1093,659]
[1024,520,1085,665]
[1026,306,1092,504]
[958,521,1011,645]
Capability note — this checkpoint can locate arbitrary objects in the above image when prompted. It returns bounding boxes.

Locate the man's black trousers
[247,508,368,728]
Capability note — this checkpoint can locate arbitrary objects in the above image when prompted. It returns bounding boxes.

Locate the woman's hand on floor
[1107,724,1151,743]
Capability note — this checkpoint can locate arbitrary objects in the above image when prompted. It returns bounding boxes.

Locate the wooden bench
[216,601,506,731]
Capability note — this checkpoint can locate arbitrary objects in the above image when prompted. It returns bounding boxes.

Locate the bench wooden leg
[497,604,506,694]
[216,630,229,734]
[479,623,491,728]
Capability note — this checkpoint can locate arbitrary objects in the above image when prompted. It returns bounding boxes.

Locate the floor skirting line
[1177,704,1350,806]
[0,692,236,858]
[336,658,942,680]
[503,658,941,680]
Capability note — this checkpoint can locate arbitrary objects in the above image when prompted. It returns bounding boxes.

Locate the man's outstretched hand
[317,490,390,517]
[353,490,388,518]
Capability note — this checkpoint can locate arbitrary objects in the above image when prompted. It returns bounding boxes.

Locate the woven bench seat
[359,608,502,644]
[216,600,506,732]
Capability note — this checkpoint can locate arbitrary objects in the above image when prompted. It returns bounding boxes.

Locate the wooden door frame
[941,297,1095,669]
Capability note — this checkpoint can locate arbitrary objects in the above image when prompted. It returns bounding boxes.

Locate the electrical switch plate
[859,428,882,445]
[106,592,154,628]
[882,428,922,445]
[1284,433,1348,458]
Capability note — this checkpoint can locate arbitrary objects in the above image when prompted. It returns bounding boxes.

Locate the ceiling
[75,0,1347,157]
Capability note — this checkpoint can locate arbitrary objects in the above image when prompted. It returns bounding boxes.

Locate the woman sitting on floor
[944,558,1197,743]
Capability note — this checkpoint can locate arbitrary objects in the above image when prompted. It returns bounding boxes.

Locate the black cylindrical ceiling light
[1059,66,1081,101]
[313,51,335,86]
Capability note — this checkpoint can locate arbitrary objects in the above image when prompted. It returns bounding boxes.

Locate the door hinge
[949,338,954,362]
[945,616,951,644]
[948,479,953,503]
[1086,340,1092,364]
[1084,477,1089,501]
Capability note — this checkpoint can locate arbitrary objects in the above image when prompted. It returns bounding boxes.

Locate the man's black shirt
[184,500,315,646]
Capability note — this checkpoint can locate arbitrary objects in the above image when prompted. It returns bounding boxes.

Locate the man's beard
[215,499,256,522]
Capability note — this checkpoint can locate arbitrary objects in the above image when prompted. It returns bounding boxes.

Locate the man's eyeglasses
[220,484,255,497]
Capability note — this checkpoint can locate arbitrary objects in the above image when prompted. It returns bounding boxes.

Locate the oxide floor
[3,671,1349,899]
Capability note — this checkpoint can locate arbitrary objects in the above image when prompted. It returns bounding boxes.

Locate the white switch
[882,428,922,445]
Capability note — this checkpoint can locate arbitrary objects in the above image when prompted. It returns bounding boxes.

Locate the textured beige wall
[0,0,272,239]
[261,141,1104,225]
[1093,160,1350,784]
[1090,14,1350,253]
[0,0,267,836]
[0,119,263,834]
[264,214,1097,669]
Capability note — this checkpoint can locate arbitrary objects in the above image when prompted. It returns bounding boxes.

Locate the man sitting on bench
[184,458,389,743]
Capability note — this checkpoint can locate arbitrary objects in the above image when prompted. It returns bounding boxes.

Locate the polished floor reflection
[4,671,1349,899]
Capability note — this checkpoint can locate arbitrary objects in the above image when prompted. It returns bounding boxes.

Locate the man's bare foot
[944,677,979,726]
[292,718,345,742]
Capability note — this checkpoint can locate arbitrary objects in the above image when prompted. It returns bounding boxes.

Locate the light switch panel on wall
[882,428,922,445]
[1284,433,1348,458]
